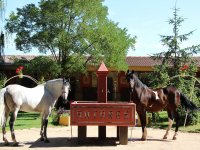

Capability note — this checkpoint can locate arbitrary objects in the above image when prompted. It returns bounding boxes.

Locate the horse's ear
[67,78,70,82]
[127,69,130,73]
[131,70,135,74]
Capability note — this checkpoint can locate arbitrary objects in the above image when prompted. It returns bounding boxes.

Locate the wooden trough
[70,62,136,145]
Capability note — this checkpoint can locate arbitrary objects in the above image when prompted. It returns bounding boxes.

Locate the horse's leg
[43,118,49,143]
[138,112,147,141]
[172,111,179,140]
[40,112,50,143]
[2,109,10,146]
[9,108,19,146]
[163,110,173,139]
[40,118,45,141]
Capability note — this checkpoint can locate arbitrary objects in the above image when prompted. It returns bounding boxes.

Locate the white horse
[0,78,70,146]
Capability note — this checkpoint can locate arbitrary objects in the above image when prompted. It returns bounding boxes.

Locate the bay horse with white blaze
[126,70,199,141]
[0,78,70,146]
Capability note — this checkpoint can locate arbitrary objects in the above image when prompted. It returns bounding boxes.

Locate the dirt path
[0,126,199,150]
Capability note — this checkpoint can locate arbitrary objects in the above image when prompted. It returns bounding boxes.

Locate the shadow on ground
[0,142,24,147]
[0,137,172,148]
[28,137,118,148]
[128,138,172,142]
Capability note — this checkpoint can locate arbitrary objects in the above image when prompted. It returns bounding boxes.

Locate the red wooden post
[96,61,108,103]
[96,61,108,139]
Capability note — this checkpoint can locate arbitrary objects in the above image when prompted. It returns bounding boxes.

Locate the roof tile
[3,55,200,67]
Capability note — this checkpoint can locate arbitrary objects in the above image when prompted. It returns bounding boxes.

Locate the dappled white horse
[0,78,70,146]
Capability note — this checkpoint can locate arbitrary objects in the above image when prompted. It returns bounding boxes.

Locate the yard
[2,111,200,133]
[0,111,200,150]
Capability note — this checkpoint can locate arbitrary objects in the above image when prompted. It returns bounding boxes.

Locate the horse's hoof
[44,139,50,143]
[163,136,167,139]
[40,137,44,141]
[13,142,19,146]
[4,142,10,146]
[141,138,147,141]
[3,138,9,146]
[172,137,177,140]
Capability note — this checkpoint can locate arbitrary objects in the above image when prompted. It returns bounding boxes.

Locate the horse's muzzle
[62,92,68,101]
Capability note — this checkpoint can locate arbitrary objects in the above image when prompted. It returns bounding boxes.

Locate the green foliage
[0,0,5,61]
[51,108,59,125]
[149,63,170,88]
[179,110,199,126]
[27,56,61,80]
[14,56,61,81]
[152,111,200,132]
[5,0,136,75]
[149,7,200,125]
[0,73,6,88]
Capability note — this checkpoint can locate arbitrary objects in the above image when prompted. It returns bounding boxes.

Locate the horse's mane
[44,79,64,89]
[45,78,63,83]
[132,74,148,89]
[44,78,70,90]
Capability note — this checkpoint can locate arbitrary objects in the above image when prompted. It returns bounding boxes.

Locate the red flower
[19,66,24,70]
[16,68,20,74]
[179,64,189,71]
[16,66,24,75]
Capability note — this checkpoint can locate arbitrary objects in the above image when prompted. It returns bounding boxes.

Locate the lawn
[150,111,200,133]
[14,112,42,129]
[1,112,56,132]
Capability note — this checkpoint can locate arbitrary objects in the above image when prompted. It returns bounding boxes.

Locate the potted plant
[57,108,70,126]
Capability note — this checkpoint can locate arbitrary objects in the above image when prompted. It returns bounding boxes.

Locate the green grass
[1,112,56,132]
[179,124,200,132]
[150,111,200,133]
[14,112,43,129]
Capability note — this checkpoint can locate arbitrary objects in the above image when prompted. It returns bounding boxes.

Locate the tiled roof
[126,56,162,67]
[126,56,200,67]
[3,55,37,64]
[193,57,200,66]
[2,55,200,67]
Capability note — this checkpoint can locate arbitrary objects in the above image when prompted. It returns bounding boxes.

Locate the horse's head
[61,78,71,101]
[126,70,136,92]
[126,70,148,93]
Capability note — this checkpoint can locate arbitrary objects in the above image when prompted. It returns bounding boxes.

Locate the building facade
[1,55,200,102]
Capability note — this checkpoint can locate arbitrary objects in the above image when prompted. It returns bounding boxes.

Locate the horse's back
[6,84,44,97]
[5,84,46,112]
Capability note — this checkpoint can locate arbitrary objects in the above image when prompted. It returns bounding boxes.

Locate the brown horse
[126,70,199,141]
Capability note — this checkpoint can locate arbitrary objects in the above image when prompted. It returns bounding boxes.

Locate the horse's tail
[180,93,200,111]
[0,88,6,127]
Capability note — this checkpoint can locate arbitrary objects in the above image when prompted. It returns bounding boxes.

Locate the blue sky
[2,0,200,56]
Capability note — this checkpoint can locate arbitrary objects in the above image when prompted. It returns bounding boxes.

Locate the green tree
[14,56,61,81]
[0,0,6,62]
[150,6,200,125]
[5,0,136,75]
[151,6,200,88]
[0,0,5,18]
[0,73,6,88]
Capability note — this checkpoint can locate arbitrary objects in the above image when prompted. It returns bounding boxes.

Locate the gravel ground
[0,126,200,150]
